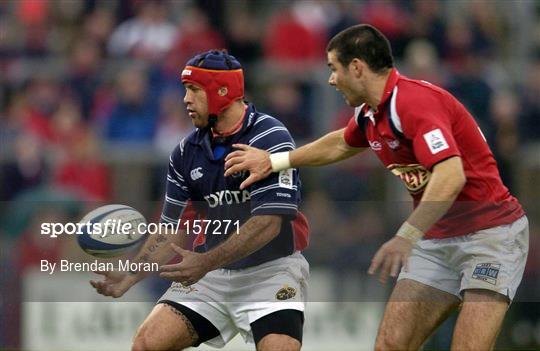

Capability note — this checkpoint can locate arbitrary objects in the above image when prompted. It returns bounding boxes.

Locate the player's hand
[368,236,413,284]
[224,144,272,189]
[90,270,138,298]
[159,243,211,286]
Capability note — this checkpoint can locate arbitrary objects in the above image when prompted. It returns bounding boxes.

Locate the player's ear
[350,58,363,78]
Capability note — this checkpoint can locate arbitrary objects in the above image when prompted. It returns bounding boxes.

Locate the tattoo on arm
[205,215,280,270]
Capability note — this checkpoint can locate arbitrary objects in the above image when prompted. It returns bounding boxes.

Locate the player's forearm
[203,215,282,270]
[404,157,466,235]
[289,128,365,167]
[129,228,184,281]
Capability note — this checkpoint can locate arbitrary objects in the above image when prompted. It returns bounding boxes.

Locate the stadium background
[0,0,539,350]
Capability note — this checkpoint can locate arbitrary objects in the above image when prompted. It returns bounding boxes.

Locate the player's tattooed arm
[91,226,187,297]
[203,215,282,270]
[159,215,282,285]
[128,227,186,280]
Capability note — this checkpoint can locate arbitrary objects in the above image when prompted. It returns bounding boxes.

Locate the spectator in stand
[0,132,46,201]
[263,1,326,65]
[104,65,158,143]
[520,54,540,143]
[65,39,103,120]
[166,7,224,72]
[49,98,86,152]
[81,7,115,51]
[108,0,176,62]
[358,0,410,59]
[15,0,50,57]
[223,10,262,66]
[490,90,521,191]
[53,130,111,201]
[407,0,446,57]
[153,90,193,156]
[403,39,446,86]
[263,80,312,140]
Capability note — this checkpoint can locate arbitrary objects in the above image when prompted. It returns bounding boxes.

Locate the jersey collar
[360,68,399,123]
[378,68,400,110]
[191,102,258,146]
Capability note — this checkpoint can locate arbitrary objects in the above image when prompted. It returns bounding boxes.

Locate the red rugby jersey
[343,69,524,239]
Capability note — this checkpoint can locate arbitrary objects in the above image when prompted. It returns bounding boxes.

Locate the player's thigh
[132,303,197,351]
[451,289,509,351]
[375,279,461,351]
[252,309,304,351]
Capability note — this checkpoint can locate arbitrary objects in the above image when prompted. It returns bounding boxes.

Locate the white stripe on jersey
[254,114,273,125]
[252,202,298,213]
[250,183,298,197]
[248,126,289,145]
[160,214,179,224]
[266,142,296,153]
[165,195,187,206]
[390,86,403,133]
[169,163,185,181]
[354,103,366,125]
[167,175,182,187]
[179,137,186,155]
[167,176,189,191]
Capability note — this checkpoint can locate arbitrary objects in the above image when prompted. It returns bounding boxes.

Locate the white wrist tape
[396,222,424,244]
[269,152,291,172]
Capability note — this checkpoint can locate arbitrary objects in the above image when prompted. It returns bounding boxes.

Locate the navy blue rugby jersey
[160,103,309,269]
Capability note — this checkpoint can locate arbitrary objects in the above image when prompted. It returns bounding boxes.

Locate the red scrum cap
[181,50,244,116]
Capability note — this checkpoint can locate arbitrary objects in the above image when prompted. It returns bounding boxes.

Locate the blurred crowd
[1,0,540,348]
[1,0,540,202]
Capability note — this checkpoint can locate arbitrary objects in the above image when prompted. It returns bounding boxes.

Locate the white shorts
[159,252,309,348]
[398,216,529,301]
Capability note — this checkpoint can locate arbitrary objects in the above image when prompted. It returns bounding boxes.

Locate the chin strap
[208,114,218,128]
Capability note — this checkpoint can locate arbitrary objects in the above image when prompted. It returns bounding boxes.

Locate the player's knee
[375,330,409,351]
[132,326,189,351]
[257,333,301,351]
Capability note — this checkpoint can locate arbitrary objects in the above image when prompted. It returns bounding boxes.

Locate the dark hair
[327,24,394,73]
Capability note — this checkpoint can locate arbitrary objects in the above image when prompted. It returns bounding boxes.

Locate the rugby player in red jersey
[224,24,528,350]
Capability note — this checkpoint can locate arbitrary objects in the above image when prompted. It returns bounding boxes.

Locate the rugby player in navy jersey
[90,50,309,351]
[224,25,529,350]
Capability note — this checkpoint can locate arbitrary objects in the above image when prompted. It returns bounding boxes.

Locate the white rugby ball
[78,204,147,257]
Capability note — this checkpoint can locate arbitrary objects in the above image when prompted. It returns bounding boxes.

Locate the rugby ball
[77,204,147,257]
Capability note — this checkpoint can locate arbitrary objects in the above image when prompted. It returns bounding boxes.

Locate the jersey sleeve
[343,107,369,148]
[160,141,190,225]
[248,120,299,219]
[398,90,461,170]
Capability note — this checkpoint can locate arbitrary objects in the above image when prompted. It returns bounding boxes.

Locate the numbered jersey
[343,69,524,239]
[161,103,308,269]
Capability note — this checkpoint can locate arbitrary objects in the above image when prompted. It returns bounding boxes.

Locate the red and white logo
[388,163,431,194]
[369,140,383,151]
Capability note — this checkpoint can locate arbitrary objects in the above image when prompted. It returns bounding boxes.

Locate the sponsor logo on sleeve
[278,169,293,189]
[472,263,500,285]
[190,167,203,180]
[423,128,449,154]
